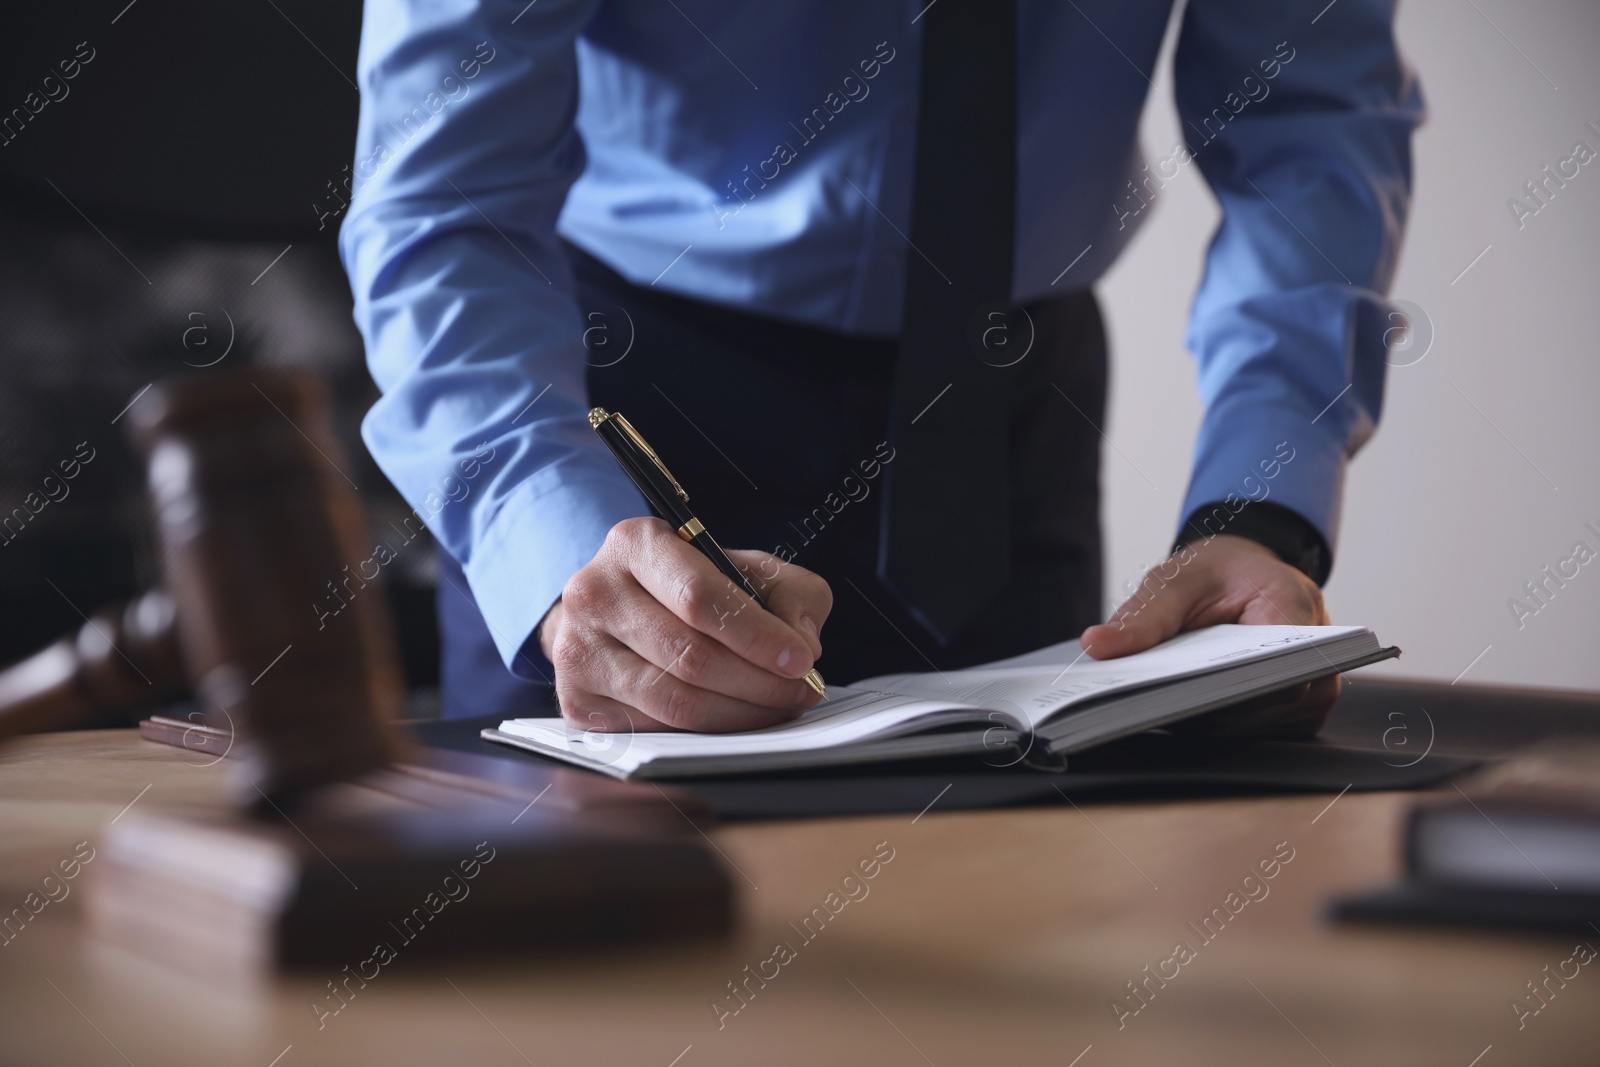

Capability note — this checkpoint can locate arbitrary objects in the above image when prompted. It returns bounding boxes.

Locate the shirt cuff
[1174,499,1331,585]
[462,462,647,680]
[1178,398,1347,582]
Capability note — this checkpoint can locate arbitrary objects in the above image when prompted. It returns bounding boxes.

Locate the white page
[853,625,1370,731]
[497,686,993,777]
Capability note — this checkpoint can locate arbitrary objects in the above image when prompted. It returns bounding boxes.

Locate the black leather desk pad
[408,691,1494,822]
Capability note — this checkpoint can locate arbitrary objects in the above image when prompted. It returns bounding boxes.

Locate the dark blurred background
[0,1,441,705]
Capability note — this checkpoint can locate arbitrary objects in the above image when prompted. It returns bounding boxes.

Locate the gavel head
[126,369,403,808]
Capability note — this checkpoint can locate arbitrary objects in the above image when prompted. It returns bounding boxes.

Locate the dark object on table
[0,369,405,808]
[0,589,185,740]
[1332,744,1600,934]
[87,802,731,977]
[126,370,406,806]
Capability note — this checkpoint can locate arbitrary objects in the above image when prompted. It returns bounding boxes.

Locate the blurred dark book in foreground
[1333,745,1600,934]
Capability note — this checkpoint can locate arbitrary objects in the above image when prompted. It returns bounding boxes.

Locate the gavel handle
[0,590,187,743]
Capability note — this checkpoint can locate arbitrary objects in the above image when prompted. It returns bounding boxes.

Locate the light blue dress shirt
[341,0,1423,676]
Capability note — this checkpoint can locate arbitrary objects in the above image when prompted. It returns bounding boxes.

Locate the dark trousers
[437,246,1108,719]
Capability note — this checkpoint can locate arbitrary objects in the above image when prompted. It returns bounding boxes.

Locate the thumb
[1081,562,1197,660]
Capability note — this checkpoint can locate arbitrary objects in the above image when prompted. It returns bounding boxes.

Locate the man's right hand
[537,517,831,734]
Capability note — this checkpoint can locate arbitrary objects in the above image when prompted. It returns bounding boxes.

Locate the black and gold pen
[589,407,827,697]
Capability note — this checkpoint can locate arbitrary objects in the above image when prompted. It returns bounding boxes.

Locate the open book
[483,625,1398,780]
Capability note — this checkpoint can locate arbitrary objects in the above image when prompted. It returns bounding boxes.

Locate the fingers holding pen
[605,583,821,711]
[621,520,822,682]
[547,518,825,732]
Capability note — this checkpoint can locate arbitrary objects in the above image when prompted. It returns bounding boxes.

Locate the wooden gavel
[0,370,402,805]
[2,370,734,973]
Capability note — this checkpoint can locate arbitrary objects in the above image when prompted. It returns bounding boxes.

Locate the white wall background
[1097,0,1600,690]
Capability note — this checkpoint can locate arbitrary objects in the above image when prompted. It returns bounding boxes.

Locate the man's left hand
[1079,534,1338,738]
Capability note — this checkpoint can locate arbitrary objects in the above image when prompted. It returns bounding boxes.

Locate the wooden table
[1,716,1595,1066]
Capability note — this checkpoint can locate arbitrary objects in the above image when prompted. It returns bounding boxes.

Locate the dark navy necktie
[879,0,1017,644]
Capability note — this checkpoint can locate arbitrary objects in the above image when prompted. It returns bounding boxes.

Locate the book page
[498,687,994,777]
[852,625,1370,731]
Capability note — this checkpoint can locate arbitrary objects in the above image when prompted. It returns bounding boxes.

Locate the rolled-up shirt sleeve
[1174,0,1424,565]
[341,0,646,677]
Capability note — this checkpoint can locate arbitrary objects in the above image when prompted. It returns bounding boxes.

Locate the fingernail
[799,614,821,644]
[776,644,810,676]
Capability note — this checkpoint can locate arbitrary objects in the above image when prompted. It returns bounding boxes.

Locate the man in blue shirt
[342,0,1421,731]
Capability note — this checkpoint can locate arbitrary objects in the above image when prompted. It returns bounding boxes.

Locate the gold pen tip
[803,668,827,698]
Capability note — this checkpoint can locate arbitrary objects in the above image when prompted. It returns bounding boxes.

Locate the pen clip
[591,408,689,503]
